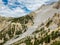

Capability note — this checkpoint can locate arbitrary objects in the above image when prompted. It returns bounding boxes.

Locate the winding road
[4,3,60,45]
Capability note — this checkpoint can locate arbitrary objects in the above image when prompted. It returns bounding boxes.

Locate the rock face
[0,1,60,45]
[53,1,60,9]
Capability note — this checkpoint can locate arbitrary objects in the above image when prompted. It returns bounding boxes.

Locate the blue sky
[2,0,8,5]
[0,0,58,17]
[2,0,31,12]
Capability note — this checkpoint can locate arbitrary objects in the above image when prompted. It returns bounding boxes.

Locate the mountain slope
[4,1,60,45]
[0,13,35,45]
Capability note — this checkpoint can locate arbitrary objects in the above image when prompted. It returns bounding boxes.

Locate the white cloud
[0,0,59,17]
